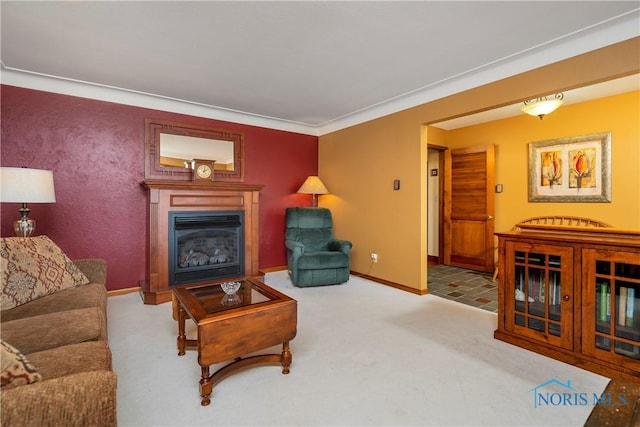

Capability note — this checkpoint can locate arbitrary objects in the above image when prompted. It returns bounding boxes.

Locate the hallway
[427,263,497,313]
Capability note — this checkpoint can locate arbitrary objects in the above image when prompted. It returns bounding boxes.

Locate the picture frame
[528,132,611,203]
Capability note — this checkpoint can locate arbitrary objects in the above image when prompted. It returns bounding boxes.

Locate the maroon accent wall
[1,85,317,290]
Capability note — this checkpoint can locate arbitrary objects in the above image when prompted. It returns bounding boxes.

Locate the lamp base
[14,218,35,237]
[14,203,36,237]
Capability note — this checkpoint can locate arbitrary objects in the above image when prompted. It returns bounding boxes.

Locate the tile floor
[427,264,498,313]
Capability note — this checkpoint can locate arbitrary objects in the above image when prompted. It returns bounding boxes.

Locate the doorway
[427,144,497,313]
[427,144,496,273]
[427,146,445,265]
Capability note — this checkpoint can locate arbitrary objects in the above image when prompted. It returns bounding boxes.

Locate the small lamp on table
[0,167,56,237]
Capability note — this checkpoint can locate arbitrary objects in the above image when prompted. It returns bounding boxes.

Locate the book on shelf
[626,287,635,327]
[517,268,524,292]
[598,283,610,322]
[619,287,627,326]
[550,272,560,306]
[614,340,640,359]
[617,286,637,328]
[527,270,546,303]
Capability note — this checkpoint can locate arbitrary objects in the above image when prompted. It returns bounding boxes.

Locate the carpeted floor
[108,271,609,426]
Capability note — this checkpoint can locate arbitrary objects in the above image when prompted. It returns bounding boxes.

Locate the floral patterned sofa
[0,236,117,426]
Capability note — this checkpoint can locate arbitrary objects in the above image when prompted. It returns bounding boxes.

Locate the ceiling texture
[1,1,639,135]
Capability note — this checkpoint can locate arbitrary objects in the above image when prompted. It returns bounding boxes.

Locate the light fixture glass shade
[0,167,56,237]
[521,94,564,119]
[297,176,329,207]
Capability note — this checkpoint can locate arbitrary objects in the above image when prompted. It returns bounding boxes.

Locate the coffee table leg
[177,306,186,356]
[200,366,212,406]
[281,341,292,374]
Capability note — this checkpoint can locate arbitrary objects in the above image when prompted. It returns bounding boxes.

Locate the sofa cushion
[0,283,106,323]
[0,370,117,427]
[1,236,90,310]
[26,341,112,380]
[0,340,42,389]
[0,307,106,355]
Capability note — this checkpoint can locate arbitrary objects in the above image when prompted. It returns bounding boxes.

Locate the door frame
[427,144,447,265]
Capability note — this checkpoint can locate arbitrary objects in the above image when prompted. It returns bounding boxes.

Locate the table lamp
[297,176,329,207]
[0,167,56,237]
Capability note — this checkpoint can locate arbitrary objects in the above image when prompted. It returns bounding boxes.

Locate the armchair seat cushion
[295,268,350,288]
[297,251,349,270]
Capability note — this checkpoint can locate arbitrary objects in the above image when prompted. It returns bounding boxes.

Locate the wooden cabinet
[495,225,640,382]
[582,248,640,372]
[504,241,574,350]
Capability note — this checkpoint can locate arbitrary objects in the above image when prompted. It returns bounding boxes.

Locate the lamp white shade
[297,176,329,195]
[0,167,56,203]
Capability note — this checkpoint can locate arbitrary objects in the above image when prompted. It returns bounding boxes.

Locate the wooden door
[444,145,495,272]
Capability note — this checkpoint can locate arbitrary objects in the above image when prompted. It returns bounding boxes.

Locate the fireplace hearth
[169,211,244,285]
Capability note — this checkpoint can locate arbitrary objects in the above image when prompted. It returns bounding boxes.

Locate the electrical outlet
[371,253,378,263]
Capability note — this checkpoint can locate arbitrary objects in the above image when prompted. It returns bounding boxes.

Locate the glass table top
[186,279,276,315]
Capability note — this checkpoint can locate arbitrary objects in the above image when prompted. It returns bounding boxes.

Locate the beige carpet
[108,270,609,426]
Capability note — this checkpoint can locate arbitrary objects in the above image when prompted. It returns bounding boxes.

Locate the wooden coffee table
[172,277,297,406]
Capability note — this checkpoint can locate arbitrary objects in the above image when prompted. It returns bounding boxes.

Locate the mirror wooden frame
[144,118,245,182]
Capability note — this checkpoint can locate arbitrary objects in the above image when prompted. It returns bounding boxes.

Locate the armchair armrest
[285,240,304,256]
[0,370,117,427]
[329,239,352,254]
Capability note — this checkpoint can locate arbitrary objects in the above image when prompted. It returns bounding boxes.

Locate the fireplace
[169,211,244,285]
[141,181,263,304]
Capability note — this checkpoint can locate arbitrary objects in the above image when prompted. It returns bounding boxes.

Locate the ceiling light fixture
[522,93,564,120]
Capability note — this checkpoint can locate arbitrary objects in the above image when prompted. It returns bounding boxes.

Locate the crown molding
[1,9,638,137]
[316,9,640,135]
[0,67,320,136]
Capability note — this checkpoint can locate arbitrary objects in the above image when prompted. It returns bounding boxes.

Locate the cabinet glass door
[588,251,640,363]
[507,243,573,349]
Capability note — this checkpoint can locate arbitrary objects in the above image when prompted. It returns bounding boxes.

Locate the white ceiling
[1,1,639,135]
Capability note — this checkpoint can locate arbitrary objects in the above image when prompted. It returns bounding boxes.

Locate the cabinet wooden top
[496,224,640,249]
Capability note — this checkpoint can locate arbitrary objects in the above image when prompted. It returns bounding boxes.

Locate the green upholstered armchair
[285,207,352,287]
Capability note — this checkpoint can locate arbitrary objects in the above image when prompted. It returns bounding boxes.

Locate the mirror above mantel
[144,118,244,182]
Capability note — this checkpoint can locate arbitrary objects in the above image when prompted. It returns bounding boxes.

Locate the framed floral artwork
[528,132,611,202]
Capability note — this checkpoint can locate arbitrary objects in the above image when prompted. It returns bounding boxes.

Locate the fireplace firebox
[168,211,244,286]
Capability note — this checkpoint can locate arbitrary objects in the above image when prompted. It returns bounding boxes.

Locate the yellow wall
[320,113,427,289]
[444,91,640,233]
[319,38,640,292]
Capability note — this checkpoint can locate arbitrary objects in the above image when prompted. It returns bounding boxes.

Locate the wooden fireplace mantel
[140,180,264,304]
